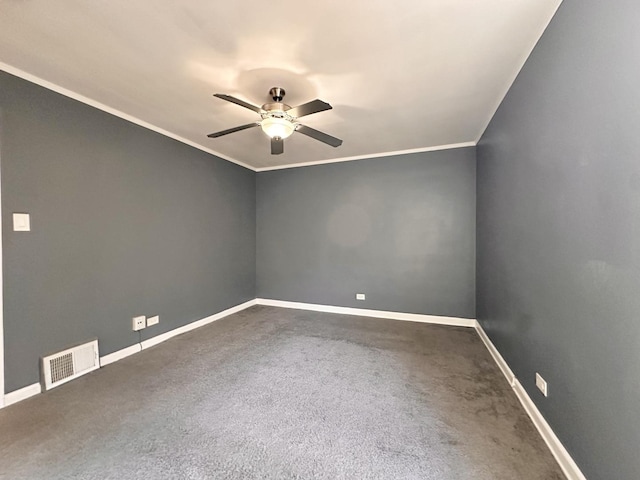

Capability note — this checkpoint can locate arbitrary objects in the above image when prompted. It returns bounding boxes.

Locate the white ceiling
[0,1,561,171]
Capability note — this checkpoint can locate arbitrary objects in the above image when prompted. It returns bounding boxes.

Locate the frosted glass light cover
[261,117,295,139]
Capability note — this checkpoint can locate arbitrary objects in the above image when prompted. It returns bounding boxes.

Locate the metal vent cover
[42,340,99,390]
[50,353,74,384]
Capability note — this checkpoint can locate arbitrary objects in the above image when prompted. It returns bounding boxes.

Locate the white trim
[0,62,255,172]
[474,320,516,387]
[4,383,41,407]
[141,299,257,350]
[0,299,256,408]
[0,62,477,173]
[255,298,476,327]
[512,379,586,480]
[0,298,584,480]
[100,344,142,367]
[255,142,477,172]
[474,321,587,480]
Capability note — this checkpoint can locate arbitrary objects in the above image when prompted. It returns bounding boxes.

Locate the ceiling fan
[207,87,343,155]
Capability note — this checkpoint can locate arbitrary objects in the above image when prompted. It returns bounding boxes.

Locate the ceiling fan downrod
[269,87,285,102]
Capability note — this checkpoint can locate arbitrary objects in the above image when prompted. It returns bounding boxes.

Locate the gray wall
[477,1,640,478]
[257,148,476,318]
[0,71,256,392]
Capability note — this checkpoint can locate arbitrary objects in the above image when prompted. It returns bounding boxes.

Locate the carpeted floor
[0,306,564,479]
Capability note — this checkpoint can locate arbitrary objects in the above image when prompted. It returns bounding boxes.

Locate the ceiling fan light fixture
[208,88,342,154]
[260,116,295,139]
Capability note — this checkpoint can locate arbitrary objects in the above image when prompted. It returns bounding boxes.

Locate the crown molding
[0,63,256,171]
[1,63,476,173]
[255,142,477,172]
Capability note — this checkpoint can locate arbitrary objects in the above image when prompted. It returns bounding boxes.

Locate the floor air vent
[42,340,99,390]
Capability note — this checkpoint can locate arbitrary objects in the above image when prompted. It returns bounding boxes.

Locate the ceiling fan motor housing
[261,102,294,119]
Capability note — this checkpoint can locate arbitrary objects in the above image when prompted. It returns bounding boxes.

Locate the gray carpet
[0,306,564,479]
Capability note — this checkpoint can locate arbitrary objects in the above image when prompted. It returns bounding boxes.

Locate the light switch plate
[13,213,30,231]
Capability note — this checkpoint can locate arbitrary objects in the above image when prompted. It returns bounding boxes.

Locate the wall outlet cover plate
[536,372,548,397]
[132,315,146,331]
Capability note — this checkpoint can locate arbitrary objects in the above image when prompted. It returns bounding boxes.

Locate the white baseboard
[474,321,586,480]
[100,344,142,367]
[474,321,516,387]
[0,299,586,480]
[260,297,583,479]
[4,383,42,407]
[255,298,476,328]
[140,299,257,350]
[513,379,587,480]
[1,299,257,409]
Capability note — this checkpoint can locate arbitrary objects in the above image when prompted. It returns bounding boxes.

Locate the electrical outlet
[356,293,366,300]
[146,315,159,327]
[536,372,548,397]
[132,315,146,331]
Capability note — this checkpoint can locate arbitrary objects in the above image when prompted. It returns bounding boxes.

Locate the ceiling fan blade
[207,122,259,138]
[296,124,343,147]
[271,137,284,155]
[213,94,263,113]
[287,99,332,118]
